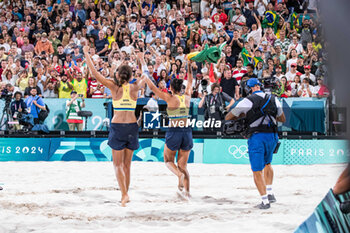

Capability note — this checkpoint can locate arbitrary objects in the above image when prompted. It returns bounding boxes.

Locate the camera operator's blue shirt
[25,96,45,119]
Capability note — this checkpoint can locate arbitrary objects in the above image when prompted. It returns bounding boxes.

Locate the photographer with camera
[225,78,285,210]
[199,83,235,124]
[66,91,85,131]
[10,91,29,130]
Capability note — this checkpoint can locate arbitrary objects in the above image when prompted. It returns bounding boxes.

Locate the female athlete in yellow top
[142,59,194,198]
[83,46,144,207]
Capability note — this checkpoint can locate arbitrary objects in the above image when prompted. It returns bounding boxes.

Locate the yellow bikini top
[112,83,137,111]
[167,95,189,119]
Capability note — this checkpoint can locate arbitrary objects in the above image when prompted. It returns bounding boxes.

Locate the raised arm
[83,46,115,89]
[185,60,194,96]
[134,52,146,89]
[253,12,261,29]
[143,75,170,101]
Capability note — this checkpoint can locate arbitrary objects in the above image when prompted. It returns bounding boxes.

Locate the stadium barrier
[0,97,328,133]
[0,138,348,163]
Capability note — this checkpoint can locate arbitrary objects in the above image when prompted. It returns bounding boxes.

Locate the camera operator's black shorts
[108,123,139,151]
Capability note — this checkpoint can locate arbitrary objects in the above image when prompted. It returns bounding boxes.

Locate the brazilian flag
[253,57,264,67]
[262,11,280,33]
[240,47,253,66]
[290,12,301,32]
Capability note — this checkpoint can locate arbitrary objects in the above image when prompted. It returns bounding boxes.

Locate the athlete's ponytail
[170,79,183,94]
[115,65,132,87]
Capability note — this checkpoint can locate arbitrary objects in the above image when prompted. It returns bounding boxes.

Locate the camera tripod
[0,100,12,130]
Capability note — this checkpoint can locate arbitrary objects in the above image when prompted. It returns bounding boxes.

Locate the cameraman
[199,83,235,122]
[10,91,27,130]
[225,78,285,210]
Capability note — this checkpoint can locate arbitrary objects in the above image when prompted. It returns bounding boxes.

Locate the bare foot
[121,194,129,207]
[178,173,184,192]
[183,191,191,199]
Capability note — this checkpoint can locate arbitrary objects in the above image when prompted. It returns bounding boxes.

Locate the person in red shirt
[211,6,228,25]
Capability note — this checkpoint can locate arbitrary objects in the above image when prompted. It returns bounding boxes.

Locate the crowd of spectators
[0,0,330,103]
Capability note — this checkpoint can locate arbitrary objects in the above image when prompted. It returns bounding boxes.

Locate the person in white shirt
[297,78,313,97]
[231,7,246,30]
[0,37,10,53]
[213,15,224,31]
[200,0,210,18]
[156,0,168,18]
[200,11,213,28]
[273,65,284,81]
[285,63,298,82]
[175,47,185,62]
[300,65,316,84]
[286,49,298,71]
[290,74,302,97]
[254,0,268,16]
[247,12,262,45]
[145,28,160,45]
[120,38,134,55]
[145,92,159,112]
[287,35,304,54]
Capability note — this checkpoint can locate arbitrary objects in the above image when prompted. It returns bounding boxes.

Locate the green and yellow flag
[253,57,264,67]
[240,47,253,66]
[290,12,301,32]
[262,11,280,33]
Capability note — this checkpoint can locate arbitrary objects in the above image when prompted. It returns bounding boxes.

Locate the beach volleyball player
[142,59,194,198]
[83,46,144,207]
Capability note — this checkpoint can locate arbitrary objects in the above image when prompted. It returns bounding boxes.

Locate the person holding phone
[66,91,85,131]
[297,78,313,97]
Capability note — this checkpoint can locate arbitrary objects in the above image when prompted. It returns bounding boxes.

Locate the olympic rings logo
[228,145,249,159]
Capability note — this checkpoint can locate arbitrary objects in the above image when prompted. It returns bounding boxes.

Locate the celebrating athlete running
[141,57,194,198]
[83,46,144,207]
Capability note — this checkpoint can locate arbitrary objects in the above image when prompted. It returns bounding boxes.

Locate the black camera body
[201,79,208,94]
[258,77,279,94]
[1,89,13,103]
[223,119,247,136]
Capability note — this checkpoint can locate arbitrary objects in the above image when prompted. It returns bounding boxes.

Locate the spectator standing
[71,72,88,98]
[220,68,240,100]
[231,7,246,30]
[298,78,313,97]
[95,31,109,56]
[43,81,58,98]
[312,77,330,98]
[300,65,316,85]
[57,73,73,98]
[232,59,247,84]
[285,64,298,82]
[24,77,41,98]
[34,33,54,55]
[66,91,85,131]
